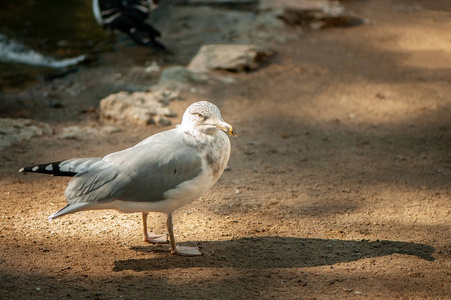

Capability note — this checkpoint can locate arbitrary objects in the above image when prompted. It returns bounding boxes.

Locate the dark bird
[92,0,166,50]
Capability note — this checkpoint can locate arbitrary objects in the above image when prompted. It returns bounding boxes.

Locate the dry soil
[0,0,450,299]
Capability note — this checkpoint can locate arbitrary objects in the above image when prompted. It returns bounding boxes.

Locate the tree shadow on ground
[113,236,435,272]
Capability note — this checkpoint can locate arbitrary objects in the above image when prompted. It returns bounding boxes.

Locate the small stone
[100,126,122,134]
[281,132,291,139]
[144,61,161,73]
[49,100,64,108]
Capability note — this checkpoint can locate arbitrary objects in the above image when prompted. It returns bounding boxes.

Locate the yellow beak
[218,122,237,137]
[228,126,238,137]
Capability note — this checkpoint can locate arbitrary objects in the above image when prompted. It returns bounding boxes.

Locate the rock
[98,65,209,127]
[259,0,353,29]
[217,76,236,84]
[99,91,177,126]
[147,84,182,106]
[0,118,52,151]
[49,100,64,108]
[188,44,269,72]
[153,115,172,127]
[57,126,97,140]
[57,125,122,140]
[144,61,161,74]
[101,125,123,135]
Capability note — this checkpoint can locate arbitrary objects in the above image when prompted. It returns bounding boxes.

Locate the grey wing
[65,130,203,204]
[59,158,103,174]
[64,159,131,204]
[106,134,203,203]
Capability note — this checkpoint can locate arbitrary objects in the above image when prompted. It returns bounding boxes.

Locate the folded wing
[65,130,203,205]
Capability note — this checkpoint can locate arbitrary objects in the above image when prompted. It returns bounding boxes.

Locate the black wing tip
[48,205,70,220]
[19,161,77,177]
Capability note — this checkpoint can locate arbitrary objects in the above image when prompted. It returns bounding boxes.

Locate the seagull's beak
[217,121,238,137]
[228,126,238,137]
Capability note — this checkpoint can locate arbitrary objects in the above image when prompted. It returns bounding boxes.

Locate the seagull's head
[181,101,237,137]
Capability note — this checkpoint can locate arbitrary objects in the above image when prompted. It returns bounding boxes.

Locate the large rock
[188,44,268,72]
[99,65,212,126]
[100,91,177,126]
[0,118,52,151]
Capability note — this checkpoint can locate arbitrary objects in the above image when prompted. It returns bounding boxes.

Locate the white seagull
[20,101,237,256]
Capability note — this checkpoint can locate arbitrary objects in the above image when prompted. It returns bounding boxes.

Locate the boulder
[98,65,212,126]
[99,91,177,126]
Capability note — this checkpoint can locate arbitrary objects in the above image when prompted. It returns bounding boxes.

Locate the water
[0,34,86,68]
[0,0,108,90]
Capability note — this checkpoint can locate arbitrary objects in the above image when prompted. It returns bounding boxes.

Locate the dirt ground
[1,0,450,299]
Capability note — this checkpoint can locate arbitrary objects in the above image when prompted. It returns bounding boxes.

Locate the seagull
[20,101,237,256]
[92,0,166,50]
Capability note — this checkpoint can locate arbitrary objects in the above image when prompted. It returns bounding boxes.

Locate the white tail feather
[48,203,96,220]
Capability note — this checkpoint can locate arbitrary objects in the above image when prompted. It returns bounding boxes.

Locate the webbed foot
[171,245,202,256]
[144,232,168,244]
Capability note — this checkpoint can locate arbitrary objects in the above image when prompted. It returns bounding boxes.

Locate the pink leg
[167,213,202,256]
[142,212,168,244]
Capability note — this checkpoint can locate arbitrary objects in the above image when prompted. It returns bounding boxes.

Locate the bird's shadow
[113,237,435,272]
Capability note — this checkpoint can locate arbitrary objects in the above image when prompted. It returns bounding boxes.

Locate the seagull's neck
[178,124,216,149]
[178,122,217,136]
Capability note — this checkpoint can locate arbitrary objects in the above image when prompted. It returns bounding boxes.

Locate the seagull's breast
[84,130,232,215]
[157,131,231,213]
[205,131,231,181]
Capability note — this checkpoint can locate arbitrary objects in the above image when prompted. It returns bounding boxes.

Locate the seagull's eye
[192,112,208,120]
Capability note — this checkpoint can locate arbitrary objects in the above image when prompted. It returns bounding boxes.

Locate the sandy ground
[1,0,450,299]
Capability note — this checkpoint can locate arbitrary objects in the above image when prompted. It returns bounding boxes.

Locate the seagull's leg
[166,213,202,256]
[142,212,168,244]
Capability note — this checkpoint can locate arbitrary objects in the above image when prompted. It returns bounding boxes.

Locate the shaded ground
[1,0,450,299]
